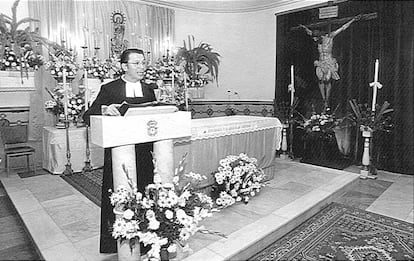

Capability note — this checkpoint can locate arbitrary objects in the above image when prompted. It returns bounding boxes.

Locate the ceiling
[137,0,329,13]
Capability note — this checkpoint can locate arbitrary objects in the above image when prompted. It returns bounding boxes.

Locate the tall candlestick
[84,69,89,111]
[290,65,294,86]
[63,68,68,118]
[184,72,188,110]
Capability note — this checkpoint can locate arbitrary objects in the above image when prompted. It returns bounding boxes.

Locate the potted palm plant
[347,99,394,164]
[0,0,49,86]
[175,35,221,91]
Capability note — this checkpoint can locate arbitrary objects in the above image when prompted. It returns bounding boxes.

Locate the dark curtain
[275,1,414,175]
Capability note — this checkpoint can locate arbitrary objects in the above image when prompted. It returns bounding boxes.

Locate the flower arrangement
[297,106,342,135]
[110,157,217,260]
[211,153,266,208]
[67,92,85,120]
[84,57,111,81]
[348,99,393,133]
[45,49,79,83]
[0,45,44,71]
[0,0,52,74]
[44,87,64,117]
[44,85,85,124]
[143,65,162,84]
[107,54,122,78]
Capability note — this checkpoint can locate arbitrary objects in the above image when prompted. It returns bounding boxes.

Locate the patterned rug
[250,202,414,261]
[61,168,103,207]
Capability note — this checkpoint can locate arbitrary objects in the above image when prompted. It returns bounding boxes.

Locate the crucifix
[292,9,377,109]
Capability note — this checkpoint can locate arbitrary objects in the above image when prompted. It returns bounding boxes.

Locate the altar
[42,126,104,174]
[174,115,282,186]
[42,116,282,177]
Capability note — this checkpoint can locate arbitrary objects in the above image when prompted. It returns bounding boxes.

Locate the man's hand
[102,104,121,116]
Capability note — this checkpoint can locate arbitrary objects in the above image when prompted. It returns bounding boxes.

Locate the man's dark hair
[119,49,145,63]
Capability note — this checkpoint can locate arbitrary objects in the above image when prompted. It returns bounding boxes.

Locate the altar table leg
[154,139,174,183]
[112,145,137,189]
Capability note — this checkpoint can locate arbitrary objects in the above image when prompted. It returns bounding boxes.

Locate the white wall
[175,9,276,101]
[173,0,326,101]
[1,0,325,102]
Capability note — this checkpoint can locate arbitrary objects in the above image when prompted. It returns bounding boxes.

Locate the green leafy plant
[348,99,394,132]
[0,0,45,57]
[175,35,221,87]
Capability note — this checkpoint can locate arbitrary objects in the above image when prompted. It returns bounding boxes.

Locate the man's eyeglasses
[127,61,146,66]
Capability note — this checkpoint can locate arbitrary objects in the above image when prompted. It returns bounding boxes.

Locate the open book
[118,101,178,116]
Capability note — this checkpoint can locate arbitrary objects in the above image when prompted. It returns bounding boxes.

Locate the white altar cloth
[174,116,282,186]
[42,116,282,179]
[42,126,104,174]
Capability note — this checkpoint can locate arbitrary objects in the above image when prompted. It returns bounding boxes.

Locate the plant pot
[117,239,141,261]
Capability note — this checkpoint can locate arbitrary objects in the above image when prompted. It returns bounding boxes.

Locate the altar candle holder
[81,46,93,173]
[94,46,100,57]
[62,68,74,176]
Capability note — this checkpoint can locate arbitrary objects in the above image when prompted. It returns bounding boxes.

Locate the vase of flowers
[45,49,78,83]
[211,153,266,208]
[0,0,50,80]
[117,238,141,261]
[45,83,85,127]
[110,159,217,260]
[84,56,111,82]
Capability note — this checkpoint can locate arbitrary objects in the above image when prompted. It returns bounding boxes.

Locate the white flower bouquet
[211,153,266,208]
[110,157,218,260]
[84,57,111,81]
[45,50,78,83]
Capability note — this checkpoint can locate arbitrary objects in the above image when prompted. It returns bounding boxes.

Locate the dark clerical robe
[83,78,156,253]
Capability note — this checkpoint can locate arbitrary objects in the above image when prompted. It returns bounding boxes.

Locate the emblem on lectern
[147,120,158,136]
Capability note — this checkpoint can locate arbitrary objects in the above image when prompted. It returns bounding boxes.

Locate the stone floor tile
[405,210,414,224]
[20,209,69,251]
[42,241,87,261]
[73,235,117,261]
[0,243,40,260]
[7,189,43,215]
[61,218,101,243]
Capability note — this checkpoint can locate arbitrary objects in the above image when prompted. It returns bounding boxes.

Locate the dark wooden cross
[291,12,377,32]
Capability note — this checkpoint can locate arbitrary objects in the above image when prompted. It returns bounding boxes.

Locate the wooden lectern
[90,109,191,190]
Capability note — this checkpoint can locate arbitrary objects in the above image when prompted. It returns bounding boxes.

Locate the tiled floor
[0,160,412,261]
[0,182,41,260]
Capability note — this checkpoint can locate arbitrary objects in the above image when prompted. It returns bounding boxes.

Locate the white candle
[290,65,295,106]
[372,59,379,111]
[372,86,377,112]
[83,28,88,47]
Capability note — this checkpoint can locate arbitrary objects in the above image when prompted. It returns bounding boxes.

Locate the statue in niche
[110,11,128,57]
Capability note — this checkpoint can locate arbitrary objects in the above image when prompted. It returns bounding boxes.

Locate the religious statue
[300,14,362,107]
[110,11,128,57]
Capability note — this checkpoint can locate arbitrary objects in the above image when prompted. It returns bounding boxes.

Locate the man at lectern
[83,48,156,253]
